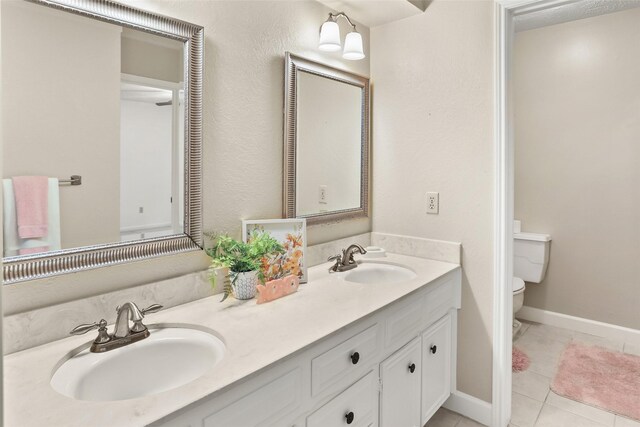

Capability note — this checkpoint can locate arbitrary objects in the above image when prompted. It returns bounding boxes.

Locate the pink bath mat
[513,347,530,372]
[551,341,640,421]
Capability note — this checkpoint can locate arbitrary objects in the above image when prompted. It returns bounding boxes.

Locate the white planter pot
[231,270,259,300]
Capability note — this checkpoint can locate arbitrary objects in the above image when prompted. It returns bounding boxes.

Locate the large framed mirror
[283,53,370,225]
[1,0,203,284]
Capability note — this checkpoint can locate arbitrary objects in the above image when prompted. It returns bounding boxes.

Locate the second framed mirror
[283,53,370,225]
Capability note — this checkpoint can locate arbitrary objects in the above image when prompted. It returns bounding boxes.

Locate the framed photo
[242,218,308,283]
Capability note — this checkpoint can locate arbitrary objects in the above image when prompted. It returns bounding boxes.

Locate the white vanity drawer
[307,371,377,427]
[422,278,456,326]
[203,368,301,427]
[311,324,379,397]
[384,296,424,350]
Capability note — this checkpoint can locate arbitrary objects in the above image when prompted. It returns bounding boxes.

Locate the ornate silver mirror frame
[3,0,203,284]
[283,52,370,225]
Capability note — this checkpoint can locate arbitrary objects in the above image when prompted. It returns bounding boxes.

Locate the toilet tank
[514,232,551,283]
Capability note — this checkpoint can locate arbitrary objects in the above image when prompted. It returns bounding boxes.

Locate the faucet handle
[70,319,111,344]
[328,254,342,273]
[128,304,163,333]
[70,319,107,335]
[328,254,342,263]
[141,304,163,315]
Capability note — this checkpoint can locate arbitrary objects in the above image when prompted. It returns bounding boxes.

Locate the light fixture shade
[319,21,341,52]
[342,31,365,60]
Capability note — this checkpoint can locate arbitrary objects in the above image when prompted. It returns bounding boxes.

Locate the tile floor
[425,407,486,427]
[426,321,640,427]
[511,321,640,427]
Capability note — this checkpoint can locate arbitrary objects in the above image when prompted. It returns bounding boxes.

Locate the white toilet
[513,229,551,335]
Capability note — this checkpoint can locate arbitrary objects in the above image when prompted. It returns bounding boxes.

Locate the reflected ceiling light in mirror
[318,12,365,60]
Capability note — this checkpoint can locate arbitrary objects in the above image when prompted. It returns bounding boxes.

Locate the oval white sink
[343,262,417,285]
[51,326,225,401]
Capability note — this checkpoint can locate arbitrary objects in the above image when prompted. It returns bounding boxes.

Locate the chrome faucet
[328,244,367,272]
[70,302,163,353]
[113,301,145,338]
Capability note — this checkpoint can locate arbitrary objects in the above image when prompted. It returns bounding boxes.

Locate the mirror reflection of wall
[1,0,184,257]
[296,72,363,216]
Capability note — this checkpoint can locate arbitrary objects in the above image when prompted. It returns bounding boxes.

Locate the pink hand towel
[12,176,49,239]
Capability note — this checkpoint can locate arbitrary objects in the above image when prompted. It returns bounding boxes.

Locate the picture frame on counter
[242,218,308,283]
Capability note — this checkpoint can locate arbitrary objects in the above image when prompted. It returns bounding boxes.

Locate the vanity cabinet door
[379,337,422,427]
[421,314,452,425]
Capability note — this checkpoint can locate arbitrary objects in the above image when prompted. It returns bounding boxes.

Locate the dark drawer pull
[430,345,437,354]
[350,351,360,365]
[345,411,355,424]
[408,363,416,373]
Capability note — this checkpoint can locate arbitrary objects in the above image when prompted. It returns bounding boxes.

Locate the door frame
[492,1,580,426]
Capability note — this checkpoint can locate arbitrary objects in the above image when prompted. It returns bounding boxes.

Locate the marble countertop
[4,253,459,427]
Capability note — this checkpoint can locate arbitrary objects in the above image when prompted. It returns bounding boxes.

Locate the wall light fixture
[318,12,365,60]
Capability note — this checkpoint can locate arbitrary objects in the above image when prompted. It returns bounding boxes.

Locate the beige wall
[371,0,494,402]
[1,1,121,249]
[2,0,371,315]
[121,28,184,83]
[514,8,640,329]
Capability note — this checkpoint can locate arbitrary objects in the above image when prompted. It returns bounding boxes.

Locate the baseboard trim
[444,391,492,426]
[518,306,640,346]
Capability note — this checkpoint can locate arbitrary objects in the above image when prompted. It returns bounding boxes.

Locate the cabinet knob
[350,351,360,365]
[408,363,416,373]
[345,411,355,424]
[430,345,437,354]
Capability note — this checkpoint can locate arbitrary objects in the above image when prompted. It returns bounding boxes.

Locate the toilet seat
[513,277,526,335]
[513,277,525,295]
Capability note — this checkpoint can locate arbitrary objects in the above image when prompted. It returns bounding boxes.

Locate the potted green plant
[205,230,284,302]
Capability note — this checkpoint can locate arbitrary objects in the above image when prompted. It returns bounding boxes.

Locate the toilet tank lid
[514,232,551,242]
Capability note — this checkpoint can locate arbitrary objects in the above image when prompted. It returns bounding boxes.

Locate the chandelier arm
[329,12,358,31]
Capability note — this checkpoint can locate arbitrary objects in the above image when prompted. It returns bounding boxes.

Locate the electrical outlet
[139,206,144,214]
[427,192,439,214]
[319,185,328,204]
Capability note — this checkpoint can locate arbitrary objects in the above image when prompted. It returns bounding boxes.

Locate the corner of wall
[1,0,5,419]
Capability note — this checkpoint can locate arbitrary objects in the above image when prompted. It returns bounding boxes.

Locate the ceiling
[515,0,640,32]
[121,27,183,51]
[313,0,428,28]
